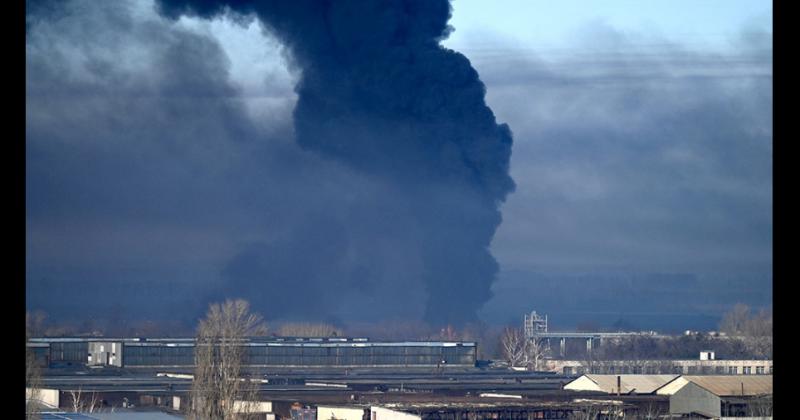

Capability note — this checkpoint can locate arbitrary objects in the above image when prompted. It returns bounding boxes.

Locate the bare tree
[638,402,665,419]
[720,304,773,359]
[190,299,268,420]
[27,311,47,338]
[26,313,43,420]
[500,327,527,368]
[68,388,100,413]
[569,402,625,420]
[747,394,773,418]
[524,336,551,371]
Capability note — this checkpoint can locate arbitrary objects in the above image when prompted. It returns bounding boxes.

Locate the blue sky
[26,0,772,331]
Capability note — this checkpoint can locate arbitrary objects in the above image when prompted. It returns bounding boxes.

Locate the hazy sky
[26,0,772,331]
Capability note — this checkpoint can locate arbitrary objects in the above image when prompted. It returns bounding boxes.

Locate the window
[687,366,697,374]
[769,366,773,374]
[728,366,738,374]
[563,367,573,375]
[743,366,752,375]
[715,366,726,374]
[756,366,764,374]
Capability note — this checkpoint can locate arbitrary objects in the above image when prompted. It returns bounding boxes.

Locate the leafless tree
[524,336,551,371]
[277,322,342,337]
[638,401,665,419]
[568,402,625,420]
[720,304,773,359]
[68,388,100,413]
[27,311,47,338]
[500,327,527,367]
[26,313,43,420]
[190,299,268,420]
[747,394,773,418]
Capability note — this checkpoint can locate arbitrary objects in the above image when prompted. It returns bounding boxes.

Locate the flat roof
[30,337,475,347]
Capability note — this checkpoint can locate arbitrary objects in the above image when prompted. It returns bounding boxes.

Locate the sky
[26,0,772,332]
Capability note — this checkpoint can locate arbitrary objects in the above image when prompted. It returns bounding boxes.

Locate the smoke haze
[25,1,770,332]
[27,0,514,327]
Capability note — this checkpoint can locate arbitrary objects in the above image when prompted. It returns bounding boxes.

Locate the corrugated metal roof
[655,376,690,395]
[568,375,679,394]
[681,375,772,397]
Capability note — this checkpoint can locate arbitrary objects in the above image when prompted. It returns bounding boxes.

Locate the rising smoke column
[157,0,515,325]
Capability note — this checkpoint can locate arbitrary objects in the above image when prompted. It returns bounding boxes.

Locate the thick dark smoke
[156,0,515,325]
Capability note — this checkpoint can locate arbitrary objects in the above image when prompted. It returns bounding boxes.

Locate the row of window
[565,365,773,375]
[121,345,475,366]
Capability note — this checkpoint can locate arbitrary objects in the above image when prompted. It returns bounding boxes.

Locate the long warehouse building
[27,337,478,369]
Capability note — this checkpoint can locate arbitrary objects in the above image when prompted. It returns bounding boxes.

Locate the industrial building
[564,374,773,418]
[546,357,773,376]
[27,337,478,369]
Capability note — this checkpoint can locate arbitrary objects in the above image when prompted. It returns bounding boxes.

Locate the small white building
[316,405,366,420]
[370,406,422,420]
[657,378,720,418]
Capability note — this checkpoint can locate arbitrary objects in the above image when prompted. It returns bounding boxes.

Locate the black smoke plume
[156,0,514,326]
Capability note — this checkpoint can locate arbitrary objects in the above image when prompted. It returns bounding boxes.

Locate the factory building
[564,374,773,418]
[547,357,773,376]
[27,337,478,369]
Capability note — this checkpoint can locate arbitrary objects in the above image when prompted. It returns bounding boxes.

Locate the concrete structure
[522,310,665,357]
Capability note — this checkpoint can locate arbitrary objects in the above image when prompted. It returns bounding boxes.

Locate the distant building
[564,374,678,395]
[546,358,773,376]
[28,337,478,369]
[564,374,772,418]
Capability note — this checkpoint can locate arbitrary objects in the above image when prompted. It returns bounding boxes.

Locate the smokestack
[156,0,515,326]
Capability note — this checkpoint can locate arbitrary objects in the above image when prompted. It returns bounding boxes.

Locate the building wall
[547,359,773,375]
[26,388,60,409]
[31,338,477,369]
[669,381,721,418]
[88,342,123,367]
[122,343,476,368]
[316,406,365,420]
[48,342,88,366]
